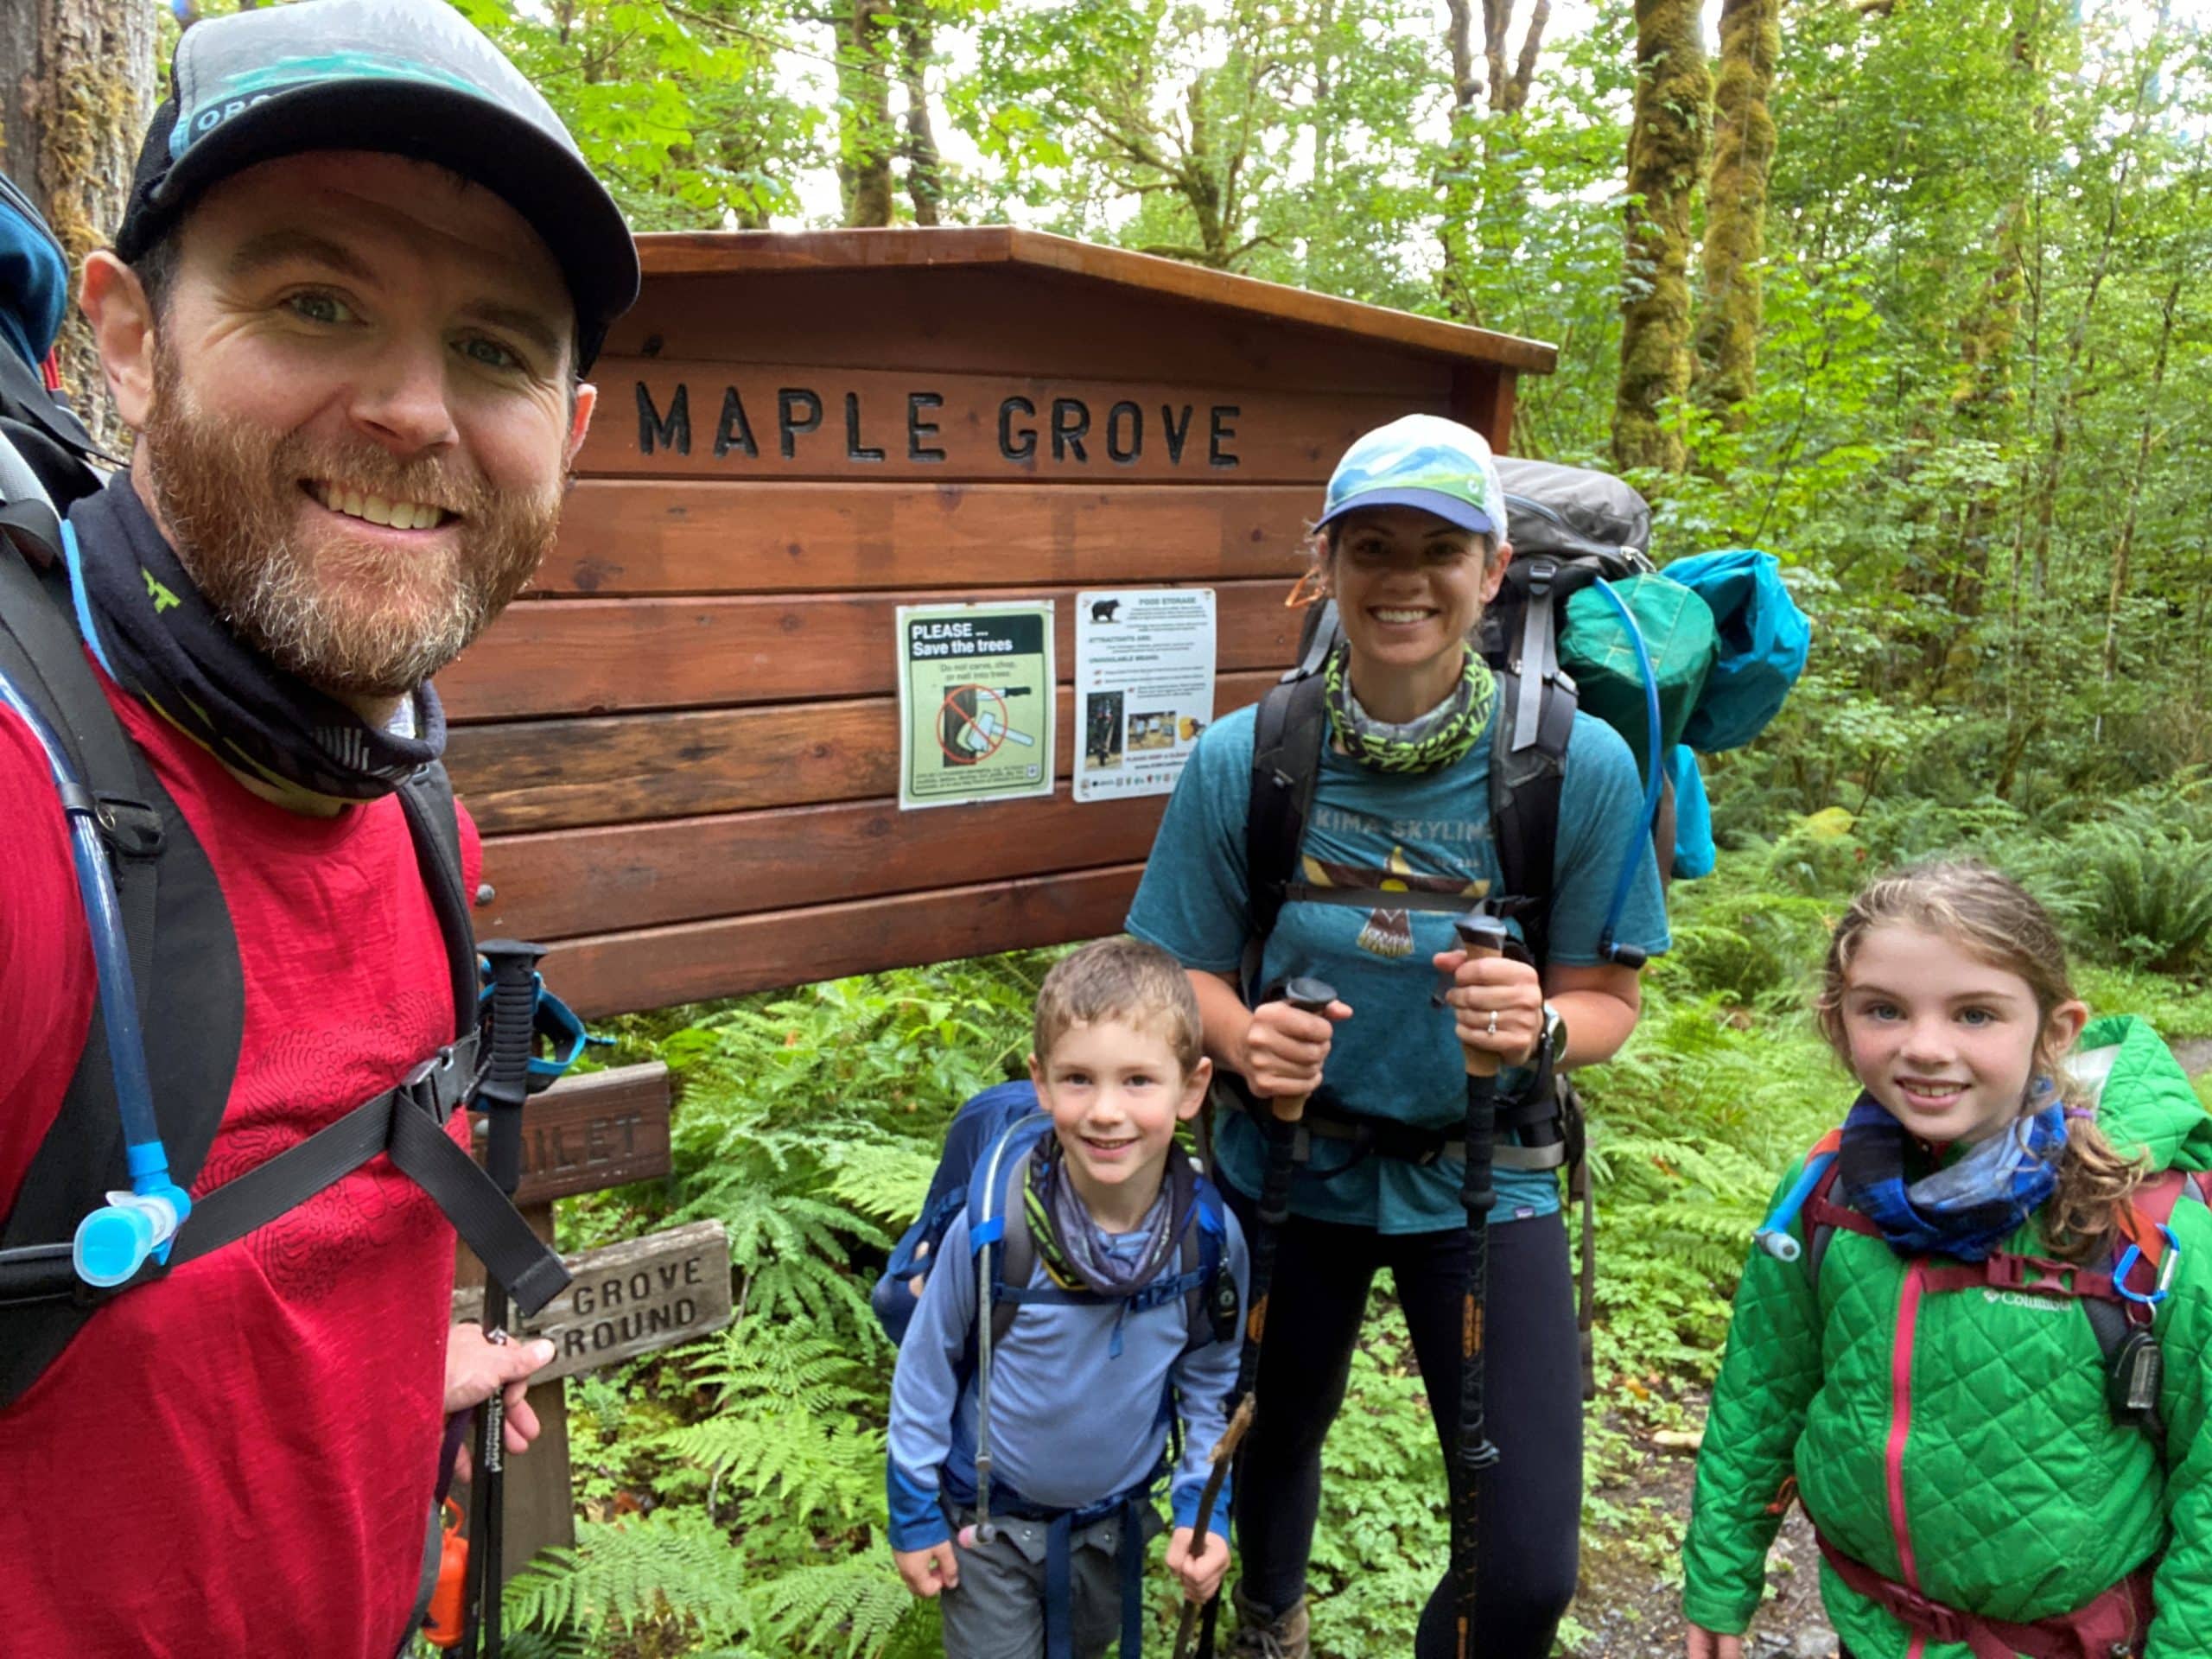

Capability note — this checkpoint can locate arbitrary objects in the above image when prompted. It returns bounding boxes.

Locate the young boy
[887,938,1250,1658]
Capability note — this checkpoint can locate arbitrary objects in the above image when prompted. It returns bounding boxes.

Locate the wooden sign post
[437,226,1555,1582]
[454,1061,695,1580]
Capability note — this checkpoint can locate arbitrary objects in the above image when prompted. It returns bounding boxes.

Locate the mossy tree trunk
[1612,0,1708,474]
[897,0,943,226]
[836,0,894,227]
[1690,0,1777,432]
[0,0,156,448]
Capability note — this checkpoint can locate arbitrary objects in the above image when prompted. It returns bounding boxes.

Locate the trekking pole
[1448,911,1510,1659]
[1196,976,1334,1659]
[1236,976,1336,1395]
[459,939,546,1659]
[1172,1395,1255,1659]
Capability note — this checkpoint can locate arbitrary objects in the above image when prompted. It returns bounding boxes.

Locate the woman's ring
[1485,1010,1498,1037]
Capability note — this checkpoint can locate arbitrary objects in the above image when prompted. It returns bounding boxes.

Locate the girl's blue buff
[1839,1081,2068,1262]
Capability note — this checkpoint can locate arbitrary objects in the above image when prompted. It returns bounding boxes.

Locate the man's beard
[141,343,561,700]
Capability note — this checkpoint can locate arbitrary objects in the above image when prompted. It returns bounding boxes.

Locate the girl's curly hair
[1816,860,2141,1262]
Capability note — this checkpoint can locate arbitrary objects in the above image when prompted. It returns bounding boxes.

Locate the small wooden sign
[454,1219,733,1382]
[473,1061,673,1207]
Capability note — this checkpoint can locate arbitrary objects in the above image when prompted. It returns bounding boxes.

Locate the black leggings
[1223,1186,1582,1658]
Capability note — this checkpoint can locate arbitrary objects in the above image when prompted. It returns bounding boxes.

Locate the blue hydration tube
[1752,1148,1838,1262]
[1586,577,1664,962]
[0,663,190,1287]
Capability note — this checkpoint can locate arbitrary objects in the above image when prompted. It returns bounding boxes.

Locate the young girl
[1683,861,2212,1659]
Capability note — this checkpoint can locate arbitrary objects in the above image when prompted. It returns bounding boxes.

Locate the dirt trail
[1571,1414,1834,1659]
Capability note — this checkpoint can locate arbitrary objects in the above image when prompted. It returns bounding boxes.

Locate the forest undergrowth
[467,782,2212,1659]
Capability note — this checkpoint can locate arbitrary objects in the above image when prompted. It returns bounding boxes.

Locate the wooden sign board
[473,1062,673,1207]
[445,227,1557,1016]
[454,1219,732,1383]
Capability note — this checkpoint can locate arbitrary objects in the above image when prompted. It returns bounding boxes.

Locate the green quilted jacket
[1683,1017,2212,1657]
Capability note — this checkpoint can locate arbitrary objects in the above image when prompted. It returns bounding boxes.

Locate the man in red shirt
[0,1,637,1651]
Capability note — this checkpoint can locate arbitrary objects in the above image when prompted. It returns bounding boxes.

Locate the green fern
[503,1510,751,1643]
[656,1411,884,1533]
[2065,803,2212,973]
[747,1559,915,1659]
[817,1130,945,1226]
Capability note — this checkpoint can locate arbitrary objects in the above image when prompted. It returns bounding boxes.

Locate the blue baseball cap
[111,0,638,371]
[1314,415,1509,542]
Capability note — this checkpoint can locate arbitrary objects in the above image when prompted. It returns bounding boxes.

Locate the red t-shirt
[0,666,481,1656]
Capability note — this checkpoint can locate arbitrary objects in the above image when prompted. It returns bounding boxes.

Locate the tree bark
[2095,270,2179,723]
[0,0,156,448]
[1691,0,1778,431]
[836,0,894,227]
[897,1,942,226]
[1436,0,1480,320]
[1613,0,1709,474]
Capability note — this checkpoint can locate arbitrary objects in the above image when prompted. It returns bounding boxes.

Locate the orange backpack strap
[2113,1168,2206,1271]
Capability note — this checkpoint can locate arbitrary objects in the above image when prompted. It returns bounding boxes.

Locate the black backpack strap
[172,1030,567,1314]
[1244,671,1330,991]
[0,550,245,1409]
[989,1147,1037,1349]
[397,761,479,1039]
[1489,666,1573,969]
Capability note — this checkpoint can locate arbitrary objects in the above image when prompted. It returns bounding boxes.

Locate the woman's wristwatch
[1540,1001,1568,1069]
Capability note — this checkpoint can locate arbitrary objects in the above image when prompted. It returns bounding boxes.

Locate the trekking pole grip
[478,940,546,1122]
[1452,916,1511,1084]
[1266,976,1338,1126]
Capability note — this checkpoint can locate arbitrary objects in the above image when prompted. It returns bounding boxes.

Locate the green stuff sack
[1560,574,1719,780]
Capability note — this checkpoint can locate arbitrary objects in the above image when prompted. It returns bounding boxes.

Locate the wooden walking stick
[1448,910,1510,1659]
[1194,976,1335,1659]
[1171,1395,1256,1659]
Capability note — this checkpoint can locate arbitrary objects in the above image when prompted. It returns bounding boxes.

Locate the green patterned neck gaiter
[1322,642,1497,775]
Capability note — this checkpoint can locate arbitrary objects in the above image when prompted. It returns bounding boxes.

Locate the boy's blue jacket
[887,1199,1249,1551]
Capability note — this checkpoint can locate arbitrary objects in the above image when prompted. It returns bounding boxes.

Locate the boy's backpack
[873,1080,1239,1361]
[0,180,567,1408]
[1788,1133,2209,1448]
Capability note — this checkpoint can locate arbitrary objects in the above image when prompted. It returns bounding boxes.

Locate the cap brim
[1315,486,1497,537]
[144,83,638,370]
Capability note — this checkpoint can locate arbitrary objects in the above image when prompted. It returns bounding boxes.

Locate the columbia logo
[1983,1288,2069,1313]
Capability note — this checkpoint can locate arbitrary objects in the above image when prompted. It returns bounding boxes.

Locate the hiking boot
[1227,1585,1310,1659]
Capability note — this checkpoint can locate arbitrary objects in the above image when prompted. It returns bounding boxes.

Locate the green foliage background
[363,0,2212,1651]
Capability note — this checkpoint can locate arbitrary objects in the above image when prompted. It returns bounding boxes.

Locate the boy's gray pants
[938,1505,1163,1659]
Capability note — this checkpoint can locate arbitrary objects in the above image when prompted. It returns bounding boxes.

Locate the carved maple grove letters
[630,374,1243,474]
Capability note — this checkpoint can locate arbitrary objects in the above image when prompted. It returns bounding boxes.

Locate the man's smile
[306,479,457,531]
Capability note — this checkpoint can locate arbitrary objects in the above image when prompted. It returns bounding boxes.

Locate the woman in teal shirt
[1127,416,1667,1658]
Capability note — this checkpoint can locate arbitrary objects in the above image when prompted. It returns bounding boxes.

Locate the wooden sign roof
[632,228,1558,375]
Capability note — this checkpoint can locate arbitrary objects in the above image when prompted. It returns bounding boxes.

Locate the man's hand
[444,1322,556,1476]
[1684,1625,1743,1659]
[1432,947,1544,1067]
[1166,1525,1230,1604]
[1236,997,1351,1099]
[893,1541,961,1598]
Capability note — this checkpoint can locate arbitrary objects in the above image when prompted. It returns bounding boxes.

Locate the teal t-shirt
[1127,699,1670,1235]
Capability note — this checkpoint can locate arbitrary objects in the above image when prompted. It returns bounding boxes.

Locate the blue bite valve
[72,1180,191,1288]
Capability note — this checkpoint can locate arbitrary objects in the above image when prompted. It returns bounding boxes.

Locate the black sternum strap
[2,1033,570,1317]
[170,1031,569,1314]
